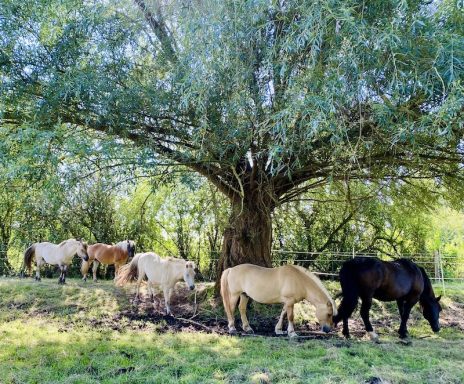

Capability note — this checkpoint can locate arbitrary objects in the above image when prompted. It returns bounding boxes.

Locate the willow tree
[1,0,463,276]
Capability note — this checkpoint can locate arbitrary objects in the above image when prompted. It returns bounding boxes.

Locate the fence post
[438,249,446,295]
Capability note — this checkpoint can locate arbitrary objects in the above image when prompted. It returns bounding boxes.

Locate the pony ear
[437,295,442,302]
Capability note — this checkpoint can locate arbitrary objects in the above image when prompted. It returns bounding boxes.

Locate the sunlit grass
[0,278,463,383]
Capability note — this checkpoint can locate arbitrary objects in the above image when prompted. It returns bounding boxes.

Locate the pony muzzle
[189,284,195,290]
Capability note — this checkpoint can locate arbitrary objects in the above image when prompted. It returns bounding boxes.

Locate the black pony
[333,257,442,340]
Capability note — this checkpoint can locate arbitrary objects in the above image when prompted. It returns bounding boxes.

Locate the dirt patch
[61,282,464,338]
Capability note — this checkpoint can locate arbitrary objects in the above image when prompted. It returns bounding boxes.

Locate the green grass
[0,278,463,384]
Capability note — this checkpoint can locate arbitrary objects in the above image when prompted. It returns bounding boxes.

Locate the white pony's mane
[165,256,188,264]
[58,238,76,247]
[293,265,336,313]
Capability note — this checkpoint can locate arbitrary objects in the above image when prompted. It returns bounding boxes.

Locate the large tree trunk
[216,198,273,289]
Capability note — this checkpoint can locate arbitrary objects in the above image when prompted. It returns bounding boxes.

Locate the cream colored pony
[116,252,196,315]
[24,239,89,284]
[221,264,337,337]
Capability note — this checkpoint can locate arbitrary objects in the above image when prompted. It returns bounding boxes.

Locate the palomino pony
[81,240,136,281]
[24,239,89,284]
[220,264,337,337]
[116,252,196,315]
[333,257,442,341]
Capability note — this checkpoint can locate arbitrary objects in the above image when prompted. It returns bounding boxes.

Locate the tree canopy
[1,0,463,273]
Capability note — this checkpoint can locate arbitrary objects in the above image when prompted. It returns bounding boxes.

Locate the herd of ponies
[22,238,443,340]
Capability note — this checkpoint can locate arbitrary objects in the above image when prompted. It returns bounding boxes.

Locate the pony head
[315,300,337,333]
[75,239,89,262]
[421,295,442,333]
[183,261,196,290]
[126,240,136,259]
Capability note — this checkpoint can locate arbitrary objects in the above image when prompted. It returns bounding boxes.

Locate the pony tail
[334,263,359,324]
[116,254,141,286]
[81,260,89,275]
[23,245,35,275]
[220,268,232,318]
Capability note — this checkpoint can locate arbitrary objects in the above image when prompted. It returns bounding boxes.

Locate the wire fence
[269,250,463,294]
[3,248,464,288]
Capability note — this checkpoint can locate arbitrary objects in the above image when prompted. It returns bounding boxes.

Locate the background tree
[1,0,463,281]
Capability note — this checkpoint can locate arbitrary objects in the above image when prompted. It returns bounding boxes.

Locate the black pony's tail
[333,264,359,324]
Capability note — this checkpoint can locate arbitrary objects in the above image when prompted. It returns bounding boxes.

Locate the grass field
[0,278,463,384]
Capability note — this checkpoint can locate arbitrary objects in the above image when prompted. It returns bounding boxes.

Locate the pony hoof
[368,332,380,343]
[275,330,286,335]
[228,328,238,335]
[398,338,412,346]
[243,327,254,334]
[399,331,409,339]
[288,331,298,338]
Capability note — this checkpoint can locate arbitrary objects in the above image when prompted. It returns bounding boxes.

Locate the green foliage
[1,0,463,203]
[1,0,464,272]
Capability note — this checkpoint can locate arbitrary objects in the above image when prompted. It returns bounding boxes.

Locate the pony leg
[35,259,42,281]
[275,307,287,335]
[135,268,147,302]
[148,282,153,300]
[360,297,378,341]
[225,293,240,334]
[286,303,297,338]
[398,300,415,339]
[58,265,64,284]
[396,299,404,317]
[92,260,99,282]
[238,294,253,333]
[342,318,350,338]
[163,287,173,316]
[62,265,68,284]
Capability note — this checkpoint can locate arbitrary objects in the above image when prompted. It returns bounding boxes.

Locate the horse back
[226,264,305,304]
[90,243,128,264]
[341,257,423,301]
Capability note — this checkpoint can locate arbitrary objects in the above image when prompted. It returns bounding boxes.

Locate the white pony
[24,239,89,284]
[116,252,196,315]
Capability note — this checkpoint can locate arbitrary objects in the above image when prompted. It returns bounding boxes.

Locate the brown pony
[81,240,136,281]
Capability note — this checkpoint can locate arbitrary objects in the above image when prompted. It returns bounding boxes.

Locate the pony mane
[58,238,75,247]
[165,256,187,263]
[419,266,436,303]
[115,241,129,250]
[293,265,337,313]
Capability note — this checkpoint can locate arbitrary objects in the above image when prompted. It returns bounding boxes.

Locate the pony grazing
[116,252,196,315]
[81,240,136,281]
[333,257,442,340]
[24,239,89,284]
[220,264,337,337]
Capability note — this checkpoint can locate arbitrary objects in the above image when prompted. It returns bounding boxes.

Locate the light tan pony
[116,252,196,315]
[24,239,89,284]
[221,264,337,337]
[81,240,136,281]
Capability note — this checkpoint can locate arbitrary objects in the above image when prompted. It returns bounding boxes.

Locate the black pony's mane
[419,267,436,304]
